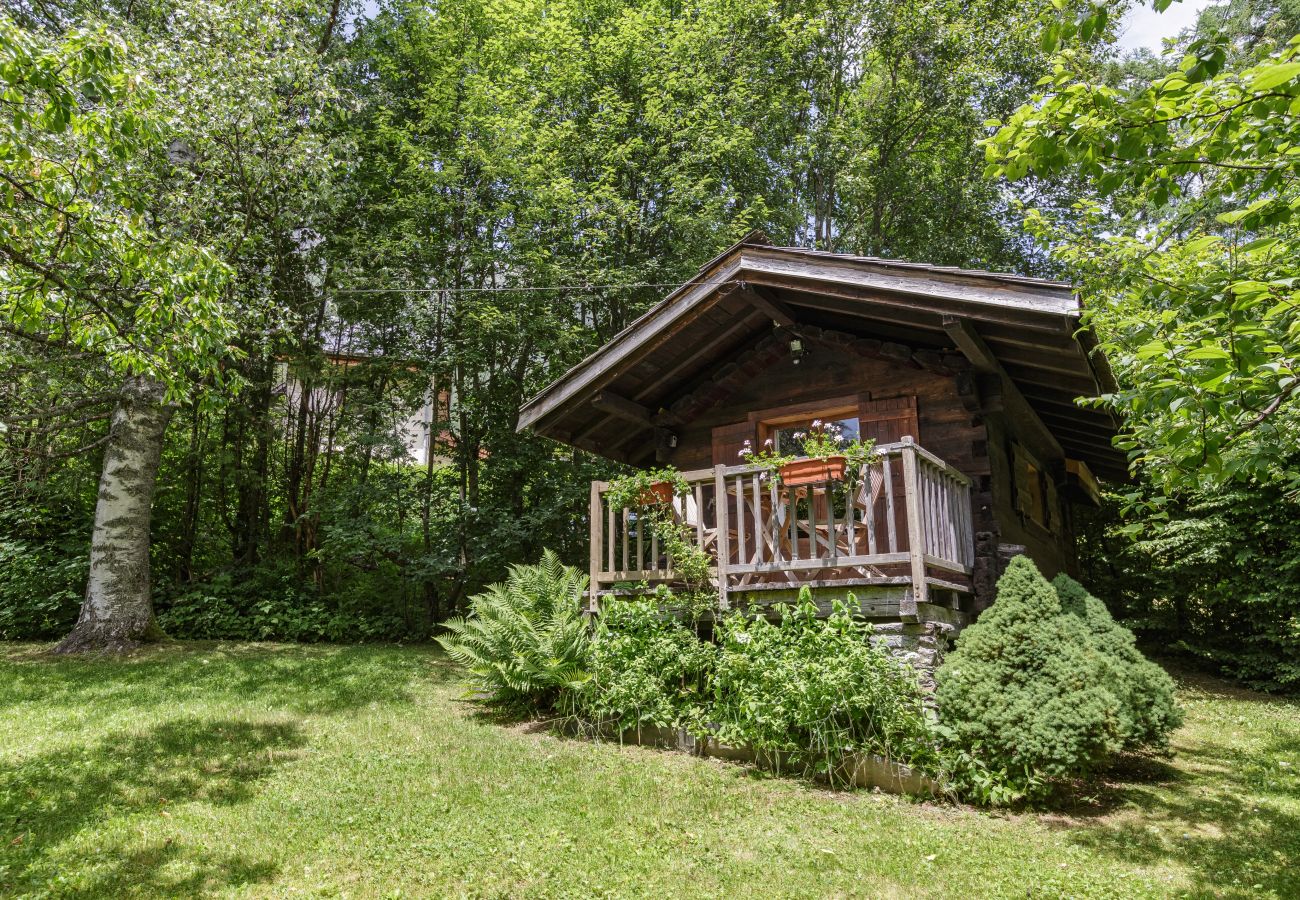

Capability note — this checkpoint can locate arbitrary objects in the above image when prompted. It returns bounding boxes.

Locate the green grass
[0,643,1296,898]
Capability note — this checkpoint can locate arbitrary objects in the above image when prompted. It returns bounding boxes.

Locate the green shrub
[437,549,591,710]
[156,568,408,642]
[935,556,1123,793]
[575,599,715,732]
[1053,574,1183,751]
[0,535,85,639]
[712,590,936,779]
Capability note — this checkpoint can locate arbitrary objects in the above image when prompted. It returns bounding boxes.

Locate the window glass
[773,416,861,456]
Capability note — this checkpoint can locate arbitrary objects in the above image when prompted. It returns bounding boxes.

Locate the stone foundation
[870,620,956,690]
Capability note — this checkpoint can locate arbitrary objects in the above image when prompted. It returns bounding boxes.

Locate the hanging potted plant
[771,421,874,486]
[638,479,676,507]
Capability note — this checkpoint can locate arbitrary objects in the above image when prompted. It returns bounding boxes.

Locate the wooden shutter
[711,420,756,466]
[858,395,919,444]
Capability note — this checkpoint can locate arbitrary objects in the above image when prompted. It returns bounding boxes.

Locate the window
[771,416,861,456]
[745,396,862,458]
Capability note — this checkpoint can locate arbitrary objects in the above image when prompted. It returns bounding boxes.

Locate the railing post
[899,437,926,620]
[588,480,604,614]
[713,464,730,611]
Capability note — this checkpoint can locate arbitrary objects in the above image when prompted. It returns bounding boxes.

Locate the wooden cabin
[517,232,1122,648]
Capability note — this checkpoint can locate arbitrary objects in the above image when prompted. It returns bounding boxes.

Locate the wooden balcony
[587,438,976,624]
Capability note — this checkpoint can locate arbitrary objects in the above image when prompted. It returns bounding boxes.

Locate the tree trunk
[54,376,175,653]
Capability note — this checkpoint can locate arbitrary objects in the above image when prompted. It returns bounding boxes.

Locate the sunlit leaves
[0,14,234,399]
[986,10,1300,495]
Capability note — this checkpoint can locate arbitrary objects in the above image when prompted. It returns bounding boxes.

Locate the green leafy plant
[711,588,937,782]
[437,550,591,710]
[605,467,717,621]
[574,599,715,733]
[736,438,795,477]
[935,556,1123,798]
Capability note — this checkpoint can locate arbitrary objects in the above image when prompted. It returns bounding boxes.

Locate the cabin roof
[518,231,1126,480]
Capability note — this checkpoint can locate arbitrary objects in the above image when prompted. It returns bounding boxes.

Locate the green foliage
[436,550,591,709]
[1053,573,1183,750]
[936,557,1123,792]
[604,468,716,617]
[1078,483,1300,691]
[0,12,234,397]
[574,600,715,732]
[0,540,84,641]
[0,498,88,640]
[986,15,1300,490]
[711,589,936,779]
[155,569,407,643]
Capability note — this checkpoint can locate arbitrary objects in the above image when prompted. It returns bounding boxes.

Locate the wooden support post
[588,481,604,614]
[714,464,730,611]
[899,438,926,621]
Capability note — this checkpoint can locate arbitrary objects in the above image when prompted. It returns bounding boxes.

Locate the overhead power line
[329,279,738,295]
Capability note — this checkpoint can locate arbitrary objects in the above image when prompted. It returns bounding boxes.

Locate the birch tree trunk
[54,376,175,653]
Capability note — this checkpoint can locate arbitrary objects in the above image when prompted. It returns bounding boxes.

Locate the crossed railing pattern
[588,437,974,616]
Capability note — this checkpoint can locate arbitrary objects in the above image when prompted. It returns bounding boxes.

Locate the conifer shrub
[935,556,1124,792]
[1053,573,1183,750]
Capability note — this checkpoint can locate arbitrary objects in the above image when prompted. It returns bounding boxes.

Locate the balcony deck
[588,438,976,626]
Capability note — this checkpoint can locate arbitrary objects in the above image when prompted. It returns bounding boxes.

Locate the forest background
[4,0,1299,689]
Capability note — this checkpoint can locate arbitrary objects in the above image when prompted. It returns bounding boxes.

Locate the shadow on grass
[0,716,301,896]
[0,642,441,717]
[1046,678,1300,898]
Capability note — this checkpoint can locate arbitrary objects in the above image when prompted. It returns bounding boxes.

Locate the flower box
[636,481,676,507]
[779,456,847,486]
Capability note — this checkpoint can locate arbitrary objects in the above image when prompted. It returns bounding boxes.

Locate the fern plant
[437,549,591,710]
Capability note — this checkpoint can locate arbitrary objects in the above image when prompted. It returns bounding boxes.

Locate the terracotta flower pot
[779,456,847,486]
[636,481,676,507]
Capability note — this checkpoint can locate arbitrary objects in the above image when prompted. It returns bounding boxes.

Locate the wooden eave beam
[943,315,1064,460]
[591,390,657,426]
[630,310,768,405]
[738,283,797,327]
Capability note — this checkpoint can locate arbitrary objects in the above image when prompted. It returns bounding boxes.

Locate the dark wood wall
[663,340,1077,603]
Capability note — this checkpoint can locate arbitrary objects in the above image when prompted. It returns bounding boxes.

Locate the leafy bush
[0,535,85,640]
[156,568,408,642]
[0,500,88,640]
[574,599,715,732]
[712,590,936,778]
[1078,484,1300,691]
[437,549,591,709]
[935,556,1123,793]
[1053,574,1182,751]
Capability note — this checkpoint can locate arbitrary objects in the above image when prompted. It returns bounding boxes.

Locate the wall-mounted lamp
[789,337,808,365]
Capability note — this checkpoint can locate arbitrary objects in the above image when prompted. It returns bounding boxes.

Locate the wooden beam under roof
[943,315,1064,460]
[737,283,797,327]
[591,390,657,426]
[630,308,768,404]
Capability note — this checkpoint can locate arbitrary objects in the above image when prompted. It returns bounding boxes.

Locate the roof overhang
[519,232,1127,480]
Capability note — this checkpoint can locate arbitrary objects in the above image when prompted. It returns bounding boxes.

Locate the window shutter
[711,421,756,466]
[858,395,919,444]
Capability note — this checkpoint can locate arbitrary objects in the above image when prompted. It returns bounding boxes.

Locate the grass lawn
[1,643,1296,898]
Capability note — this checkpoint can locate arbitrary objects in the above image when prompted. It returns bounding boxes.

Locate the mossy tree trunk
[54,376,175,653]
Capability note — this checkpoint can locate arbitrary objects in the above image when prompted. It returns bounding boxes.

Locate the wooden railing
[587,437,974,619]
